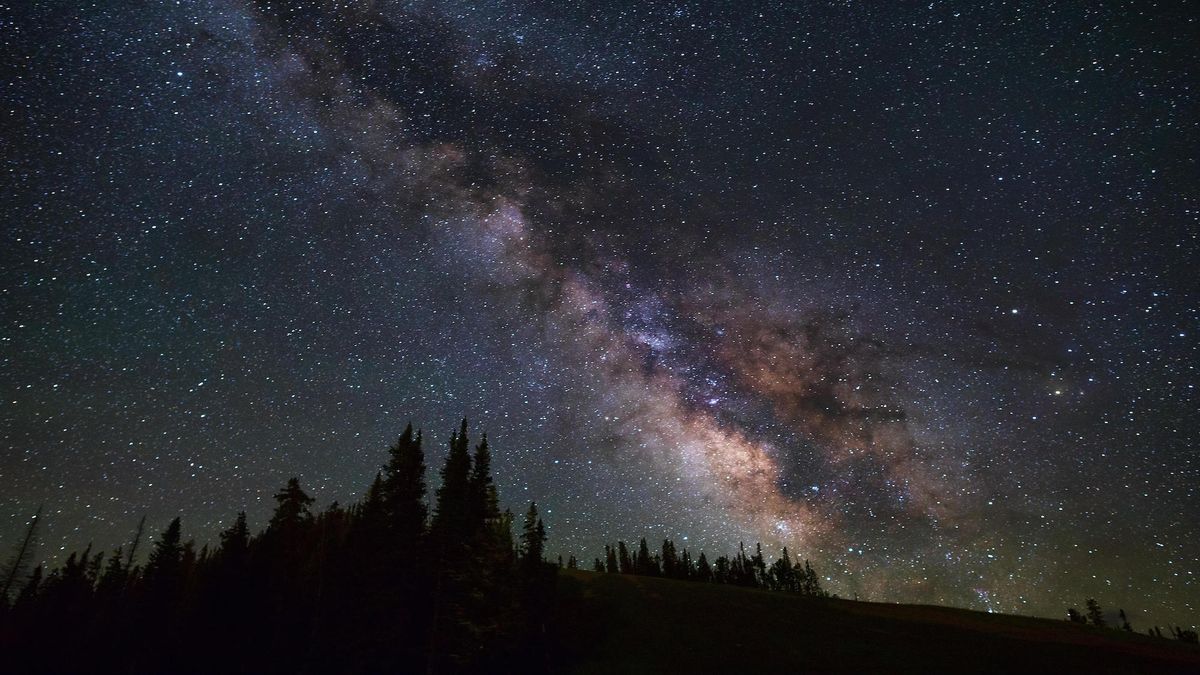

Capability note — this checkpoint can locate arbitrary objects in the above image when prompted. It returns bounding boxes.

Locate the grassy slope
[552,569,1200,674]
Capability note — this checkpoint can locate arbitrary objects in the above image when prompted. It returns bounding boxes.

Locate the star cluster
[1,1,1196,627]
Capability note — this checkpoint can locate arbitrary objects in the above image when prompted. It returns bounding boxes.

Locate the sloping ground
[551,570,1200,674]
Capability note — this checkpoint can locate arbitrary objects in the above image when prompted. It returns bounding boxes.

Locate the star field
[1,1,1197,628]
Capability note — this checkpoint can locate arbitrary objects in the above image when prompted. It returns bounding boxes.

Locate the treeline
[0,421,555,674]
[577,538,828,597]
[1067,598,1199,644]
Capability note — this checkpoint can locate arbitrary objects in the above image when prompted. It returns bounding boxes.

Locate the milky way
[2,2,1196,627]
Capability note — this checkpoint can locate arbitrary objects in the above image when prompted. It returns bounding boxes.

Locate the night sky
[2,1,1197,627]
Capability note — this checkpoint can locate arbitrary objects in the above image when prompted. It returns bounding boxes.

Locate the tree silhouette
[617,541,633,574]
[430,419,473,550]
[1086,598,1106,627]
[145,517,184,580]
[125,514,147,570]
[469,433,500,525]
[520,501,546,570]
[697,552,712,583]
[219,511,250,562]
[268,478,314,533]
[0,504,42,604]
[0,419,562,675]
[382,423,427,543]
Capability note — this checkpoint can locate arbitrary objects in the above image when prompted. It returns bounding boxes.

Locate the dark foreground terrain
[552,570,1200,674]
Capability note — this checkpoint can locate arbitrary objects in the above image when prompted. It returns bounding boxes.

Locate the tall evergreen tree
[125,515,147,570]
[382,423,427,542]
[661,540,678,578]
[468,433,500,526]
[145,517,184,580]
[96,546,128,599]
[430,419,473,547]
[696,552,712,582]
[617,541,633,574]
[636,538,654,576]
[218,512,250,563]
[519,502,546,569]
[1086,598,1106,627]
[268,478,315,533]
[0,504,42,603]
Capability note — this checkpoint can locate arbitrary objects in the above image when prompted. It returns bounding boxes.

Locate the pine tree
[1086,598,1106,627]
[696,552,712,583]
[0,505,42,603]
[382,423,427,542]
[714,555,730,584]
[636,538,654,575]
[125,515,147,570]
[430,420,473,547]
[146,517,184,580]
[605,545,618,573]
[661,540,678,578]
[268,478,315,533]
[519,502,546,569]
[617,541,633,574]
[219,512,250,563]
[468,433,499,526]
[96,547,128,599]
[751,543,767,587]
[800,559,823,596]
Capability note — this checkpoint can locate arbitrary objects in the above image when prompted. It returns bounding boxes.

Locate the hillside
[552,570,1200,674]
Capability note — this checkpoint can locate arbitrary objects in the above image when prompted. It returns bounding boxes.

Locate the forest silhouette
[1,421,1195,674]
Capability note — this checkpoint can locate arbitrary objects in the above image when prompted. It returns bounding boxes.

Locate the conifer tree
[801,559,823,596]
[636,538,654,575]
[696,552,712,582]
[268,478,315,533]
[617,541,633,574]
[1,504,42,602]
[1086,598,1106,627]
[661,540,678,578]
[146,517,184,580]
[751,543,767,587]
[382,423,427,542]
[519,502,546,569]
[771,546,795,592]
[96,547,128,599]
[125,515,147,570]
[468,433,500,525]
[431,420,473,547]
[219,512,250,563]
